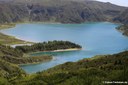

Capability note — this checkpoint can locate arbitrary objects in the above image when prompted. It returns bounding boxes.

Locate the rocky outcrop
[116,25,128,36]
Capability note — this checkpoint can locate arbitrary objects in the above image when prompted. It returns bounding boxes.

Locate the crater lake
[1,22,128,73]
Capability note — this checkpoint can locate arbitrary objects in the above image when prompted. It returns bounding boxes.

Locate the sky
[96,0,128,7]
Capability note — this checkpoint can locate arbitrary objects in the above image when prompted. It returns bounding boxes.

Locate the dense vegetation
[0,44,52,65]
[0,50,128,85]
[0,41,81,65]
[0,59,26,78]
[116,24,128,36]
[20,51,128,85]
[16,41,82,53]
[0,38,128,85]
[0,41,82,84]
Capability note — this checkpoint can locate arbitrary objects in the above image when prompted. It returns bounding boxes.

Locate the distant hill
[114,9,128,36]
[0,0,126,23]
[113,8,128,24]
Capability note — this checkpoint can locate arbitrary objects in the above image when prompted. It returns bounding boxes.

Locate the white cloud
[96,0,128,7]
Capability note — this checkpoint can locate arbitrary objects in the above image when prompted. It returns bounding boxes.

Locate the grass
[0,33,28,45]
[0,23,16,29]
[0,23,33,45]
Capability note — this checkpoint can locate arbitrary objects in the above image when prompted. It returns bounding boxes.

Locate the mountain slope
[113,8,128,24]
[0,0,126,23]
[114,9,128,36]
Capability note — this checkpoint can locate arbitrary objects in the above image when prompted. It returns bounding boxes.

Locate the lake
[1,22,128,73]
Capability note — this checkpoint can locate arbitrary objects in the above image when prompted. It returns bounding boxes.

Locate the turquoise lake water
[1,22,128,73]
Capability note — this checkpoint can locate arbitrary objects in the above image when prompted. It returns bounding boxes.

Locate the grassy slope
[0,33,27,45]
[10,51,128,85]
[0,23,29,45]
[0,23,15,29]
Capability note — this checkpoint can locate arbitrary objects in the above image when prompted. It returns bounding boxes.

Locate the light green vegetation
[0,23,16,29]
[0,33,28,45]
[0,23,32,45]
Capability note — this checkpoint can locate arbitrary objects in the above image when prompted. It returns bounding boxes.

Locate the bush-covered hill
[0,44,52,65]
[10,51,128,85]
[0,41,82,84]
[1,41,81,65]
[0,41,128,85]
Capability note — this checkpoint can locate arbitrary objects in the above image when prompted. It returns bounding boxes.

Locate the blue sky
[96,0,128,7]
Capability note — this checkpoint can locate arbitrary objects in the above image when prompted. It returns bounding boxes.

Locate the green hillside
[0,51,127,85]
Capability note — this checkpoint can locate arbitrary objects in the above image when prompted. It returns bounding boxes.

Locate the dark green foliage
[2,55,52,64]
[0,44,52,64]
[0,44,26,79]
[11,51,128,85]
[15,41,82,53]
[0,44,23,57]
[0,59,26,79]
[0,77,10,85]
[0,41,81,65]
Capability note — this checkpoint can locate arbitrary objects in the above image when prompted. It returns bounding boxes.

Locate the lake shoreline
[0,23,34,45]
[0,32,30,45]
[0,21,123,45]
[29,48,82,55]
[19,58,53,66]
[16,55,53,66]
[19,48,82,66]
